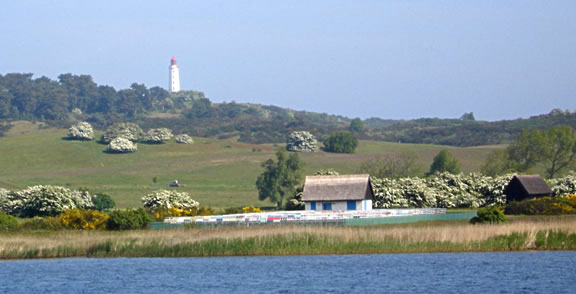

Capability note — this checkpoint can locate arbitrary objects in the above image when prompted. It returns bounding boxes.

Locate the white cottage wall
[305,200,373,211]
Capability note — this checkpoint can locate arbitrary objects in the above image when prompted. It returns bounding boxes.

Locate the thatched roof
[302,174,374,202]
[512,175,552,195]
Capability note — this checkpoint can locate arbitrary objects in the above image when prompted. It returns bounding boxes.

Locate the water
[1,251,574,293]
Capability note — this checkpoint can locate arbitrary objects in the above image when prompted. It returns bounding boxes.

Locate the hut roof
[302,174,374,202]
[512,175,552,195]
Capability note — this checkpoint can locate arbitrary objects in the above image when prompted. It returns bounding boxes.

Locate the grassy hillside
[0,122,505,208]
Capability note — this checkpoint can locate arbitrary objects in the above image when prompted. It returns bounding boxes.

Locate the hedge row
[372,172,576,209]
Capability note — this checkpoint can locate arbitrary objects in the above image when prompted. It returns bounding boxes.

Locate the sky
[1,1,575,121]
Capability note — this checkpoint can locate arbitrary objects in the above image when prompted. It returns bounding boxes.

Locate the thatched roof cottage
[504,175,552,202]
[302,174,374,211]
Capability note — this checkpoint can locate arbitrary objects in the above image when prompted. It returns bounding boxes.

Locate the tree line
[2,72,575,147]
[0,73,172,121]
[0,73,352,143]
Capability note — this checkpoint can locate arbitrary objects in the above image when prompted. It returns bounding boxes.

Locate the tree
[186,98,215,119]
[349,118,365,132]
[256,148,304,208]
[460,112,475,121]
[480,150,516,177]
[322,132,358,153]
[285,186,305,211]
[541,126,576,178]
[0,87,14,119]
[88,85,118,114]
[506,129,547,172]
[116,87,145,118]
[218,101,244,118]
[58,73,99,113]
[360,152,421,179]
[92,193,116,211]
[427,150,460,176]
[149,86,170,111]
[33,76,69,120]
[129,83,152,110]
[505,126,576,178]
[4,73,38,115]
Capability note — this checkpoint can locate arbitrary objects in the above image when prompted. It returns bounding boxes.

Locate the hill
[361,110,576,146]
[0,122,504,208]
[1,73,574,147]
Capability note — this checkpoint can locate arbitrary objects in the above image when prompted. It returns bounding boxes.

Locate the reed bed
[1,215,576,259]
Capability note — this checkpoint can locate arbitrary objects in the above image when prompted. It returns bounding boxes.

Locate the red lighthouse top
[170,56,177,65]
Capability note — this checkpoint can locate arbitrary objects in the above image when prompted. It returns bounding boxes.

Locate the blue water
[1,251,575,293]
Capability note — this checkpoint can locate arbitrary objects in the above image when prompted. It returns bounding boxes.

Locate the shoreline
[1,248,575,262]
[2,215,576,260]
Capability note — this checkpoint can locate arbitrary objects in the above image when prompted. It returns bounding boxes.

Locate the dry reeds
[1,215,576,258]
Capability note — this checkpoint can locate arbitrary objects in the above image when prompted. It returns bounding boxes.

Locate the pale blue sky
[1,1,575,120]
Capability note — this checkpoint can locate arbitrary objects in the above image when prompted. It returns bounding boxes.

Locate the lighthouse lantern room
[169,57,181,93]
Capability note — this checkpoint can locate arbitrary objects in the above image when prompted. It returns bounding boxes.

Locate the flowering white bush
[107,137,138,153]
[144,128,173,143]
[476,174,512,206]
[66,122,94,140]
[286,131,318,152]
[314,169,340,176]
[101,122,143,143]
[0,188,16,215]
[372,173,513,209]
[175,134,194,144]
[549,172,576,196]
[0,185,93,217]
[142,190,199,212]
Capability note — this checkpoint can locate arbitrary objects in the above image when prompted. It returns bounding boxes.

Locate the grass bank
[1,215,575,259]
[0,122,504,208]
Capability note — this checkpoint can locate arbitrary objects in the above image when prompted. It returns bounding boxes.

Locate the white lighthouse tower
[169,56,181,93]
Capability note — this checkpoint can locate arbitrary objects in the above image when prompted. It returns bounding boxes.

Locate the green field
[0,122,505,208]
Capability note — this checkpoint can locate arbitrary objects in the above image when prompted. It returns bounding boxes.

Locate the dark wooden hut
[301,174,374,211]
[504,175,552,202]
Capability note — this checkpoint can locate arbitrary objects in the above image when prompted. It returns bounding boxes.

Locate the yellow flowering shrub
[57,209,109,230]
[242,206,261,213]
[152,207,198,221]
[565,194,576,207]
[505,195,576,215]
[549,202,573,214]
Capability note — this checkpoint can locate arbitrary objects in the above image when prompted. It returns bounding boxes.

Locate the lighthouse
[169,56,181,93]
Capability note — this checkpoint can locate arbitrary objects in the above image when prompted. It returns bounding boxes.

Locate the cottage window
[322,203,332,211]
[347,200,356,210]
[310,202,316,210]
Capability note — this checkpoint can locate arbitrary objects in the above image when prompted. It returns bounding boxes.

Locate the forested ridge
[0,72,574,146]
